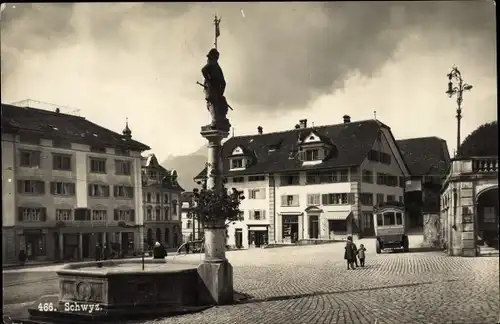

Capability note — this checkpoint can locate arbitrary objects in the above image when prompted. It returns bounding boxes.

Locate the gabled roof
[1,103,150,151]
[195,119,388,178]
[142,153,185,192]
[397,136,451,177]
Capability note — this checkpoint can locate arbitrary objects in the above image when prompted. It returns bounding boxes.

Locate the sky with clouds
[1,2,496,159]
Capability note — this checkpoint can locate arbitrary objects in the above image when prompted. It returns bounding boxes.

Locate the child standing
[357,244,367,267]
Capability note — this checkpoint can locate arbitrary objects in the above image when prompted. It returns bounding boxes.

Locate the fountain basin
[26,259,209,323]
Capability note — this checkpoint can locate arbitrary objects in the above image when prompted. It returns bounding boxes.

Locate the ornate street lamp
[446,66,473,157]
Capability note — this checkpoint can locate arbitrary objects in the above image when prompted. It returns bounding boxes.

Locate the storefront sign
[248,226,267,231]
[283,215,299,223]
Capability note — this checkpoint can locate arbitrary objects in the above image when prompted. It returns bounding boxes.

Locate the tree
[188,165,245,228]
[458,121,498,157]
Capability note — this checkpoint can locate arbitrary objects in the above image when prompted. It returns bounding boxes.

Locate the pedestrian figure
[95,244,102,262]
[352,241,359,267]
[357,244,367,267]
[153,241,166,259]
[103,244,109,260]
[18,250,26,266]
[344,236,356,270]
[185,242,190,255]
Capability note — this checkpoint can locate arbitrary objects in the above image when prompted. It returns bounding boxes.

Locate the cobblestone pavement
[138,243,499,324]
[3,241,500,323]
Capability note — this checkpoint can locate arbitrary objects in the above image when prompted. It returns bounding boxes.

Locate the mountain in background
[161,144,208,192]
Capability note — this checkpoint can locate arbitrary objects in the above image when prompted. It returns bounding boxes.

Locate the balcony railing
[472,157,498,173]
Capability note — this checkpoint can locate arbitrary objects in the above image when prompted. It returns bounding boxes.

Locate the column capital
[200,127,229,141]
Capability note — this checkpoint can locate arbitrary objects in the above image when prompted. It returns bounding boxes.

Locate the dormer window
[231,158,244,169]
[229,146,248,171]
[305,149,319,161]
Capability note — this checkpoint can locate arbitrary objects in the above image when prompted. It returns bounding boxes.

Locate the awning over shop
[325,211,352,221]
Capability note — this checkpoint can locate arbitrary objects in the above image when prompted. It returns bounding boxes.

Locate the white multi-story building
[2,103,150,264]
[180,191,203,243]
[196,116,411,248]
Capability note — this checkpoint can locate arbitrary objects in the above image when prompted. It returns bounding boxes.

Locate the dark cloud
[1,2,495,111]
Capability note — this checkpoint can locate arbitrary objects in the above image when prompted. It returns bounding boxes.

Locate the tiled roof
[181,191,194,203]
[458,121,498,157]
[141,154,185,192]
[397,136,451,177]
[1,103,150,151]
[195,119,390,178]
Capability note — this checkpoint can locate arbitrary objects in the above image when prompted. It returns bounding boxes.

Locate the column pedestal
[197,127,234,305]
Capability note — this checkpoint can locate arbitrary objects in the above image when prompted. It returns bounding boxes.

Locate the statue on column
[201,48,231,132]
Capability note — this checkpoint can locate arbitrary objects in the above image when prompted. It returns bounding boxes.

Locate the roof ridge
[397,136,446,142]
[2,103,85,119]
[229,119,380,139]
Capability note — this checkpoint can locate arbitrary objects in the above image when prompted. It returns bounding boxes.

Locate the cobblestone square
[3,241,499,324]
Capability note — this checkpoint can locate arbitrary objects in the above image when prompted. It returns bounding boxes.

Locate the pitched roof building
[196,117,410,178]
[195,116,411,247]
[1,102,150,264]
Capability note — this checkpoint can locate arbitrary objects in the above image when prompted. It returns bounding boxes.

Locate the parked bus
[373,201,409,253]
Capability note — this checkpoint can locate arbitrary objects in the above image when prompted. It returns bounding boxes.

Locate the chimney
[343,115,351,123]
[257,126,263,135]
[299,119,308,128]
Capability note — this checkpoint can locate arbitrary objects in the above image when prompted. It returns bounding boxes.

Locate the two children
[344,236,367,269]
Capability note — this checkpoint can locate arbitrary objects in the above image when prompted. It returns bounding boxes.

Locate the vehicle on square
[373,201,409,253]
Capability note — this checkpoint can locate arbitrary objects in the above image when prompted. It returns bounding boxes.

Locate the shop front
[247,225,268,247]
[282,215,299,243]
[22,229,48,261]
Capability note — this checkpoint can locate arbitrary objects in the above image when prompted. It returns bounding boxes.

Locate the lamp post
[445,66,473,157]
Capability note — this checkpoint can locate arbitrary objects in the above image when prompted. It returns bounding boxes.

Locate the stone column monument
[196,45,234,305]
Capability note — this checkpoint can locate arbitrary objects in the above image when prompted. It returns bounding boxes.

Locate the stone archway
[476,186,499,249]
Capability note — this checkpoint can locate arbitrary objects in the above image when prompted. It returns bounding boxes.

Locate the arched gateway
[476,186,499,249]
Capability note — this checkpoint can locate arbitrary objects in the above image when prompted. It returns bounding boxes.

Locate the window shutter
[38,181,45,194]
[18,207,24,221]
[128,187,134,198]
[281,196,287,206]
[50,182,55,195]
[113,186,118,197]
[321,194,328,205]
[70,183,76,195]
[260,188,266,199]
[40,208,47,221]
[114,209,119,221]
[33,151,41,167]
[86,209,91,221]
[104,185,110,197]
[262,210,266,220]
[130,210,135,222]
[249,210,254,219]
[88,184,93,196]
[348,193,355,205]
[17,180,24,194]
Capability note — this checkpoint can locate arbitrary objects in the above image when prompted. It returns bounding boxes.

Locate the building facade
[440,121,498,256]
[141,154,183,249]
[397,136,451,239]
[181,192,204,243]
[196,116,410,249]
[2,103,150,264]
